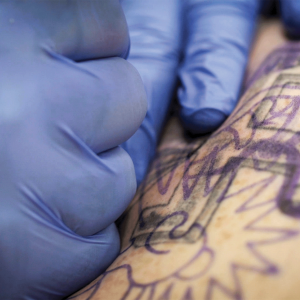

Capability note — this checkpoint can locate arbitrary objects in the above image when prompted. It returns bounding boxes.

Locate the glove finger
[121,0,182,185]
[0,0,129,60]
[279,0,300,38]
[0,55,139,236]
[178,0,259,134]
[40,54,147,153]
[25,144,136,237]
[0,210,120,299]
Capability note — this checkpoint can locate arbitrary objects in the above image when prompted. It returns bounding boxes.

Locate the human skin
[70,20,300,300]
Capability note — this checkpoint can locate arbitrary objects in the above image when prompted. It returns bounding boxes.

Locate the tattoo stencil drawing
[71,43,300,300]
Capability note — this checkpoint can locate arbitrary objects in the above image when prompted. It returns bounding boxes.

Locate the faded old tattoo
[70,38,300,299]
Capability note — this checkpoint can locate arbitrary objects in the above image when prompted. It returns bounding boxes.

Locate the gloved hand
[0,1,146,299]
[122,0,260,185]
[280,0,300,38]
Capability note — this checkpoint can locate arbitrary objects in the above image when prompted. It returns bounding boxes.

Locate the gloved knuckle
[113,147,137,197]
[115,147,136,181]
[111,58,147,120]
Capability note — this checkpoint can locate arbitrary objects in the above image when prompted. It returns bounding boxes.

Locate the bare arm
[71,20,300,300]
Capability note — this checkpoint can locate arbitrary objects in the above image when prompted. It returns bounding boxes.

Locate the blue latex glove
[122,0,260,185]
[0,1,146,299]
[280,0,300,38]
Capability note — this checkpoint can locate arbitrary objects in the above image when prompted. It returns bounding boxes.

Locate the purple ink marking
[145,211,188,254]
[69,44,300,300]
[155,152,179,195]
[157,283,173,300]
[181,287,194,300]
[245,42,300,89]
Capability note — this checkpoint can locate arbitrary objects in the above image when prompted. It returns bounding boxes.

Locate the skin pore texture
[70,20,300,300]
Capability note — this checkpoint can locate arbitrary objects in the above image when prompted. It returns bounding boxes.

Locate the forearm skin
[71,21,300,300]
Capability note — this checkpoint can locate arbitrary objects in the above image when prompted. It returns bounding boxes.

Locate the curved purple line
[145,211,189,255]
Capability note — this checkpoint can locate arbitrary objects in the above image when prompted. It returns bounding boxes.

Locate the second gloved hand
[122,0,259,185]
